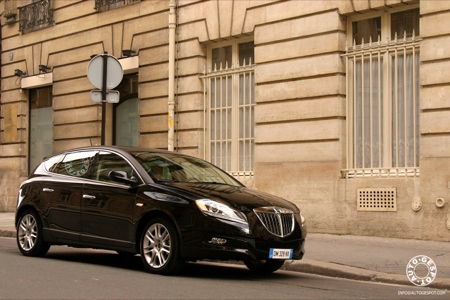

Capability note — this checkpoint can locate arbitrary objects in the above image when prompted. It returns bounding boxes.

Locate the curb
[284,259,450,291]
[1,228,449,290]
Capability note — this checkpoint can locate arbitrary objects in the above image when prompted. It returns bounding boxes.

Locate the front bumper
[180,206,307,262]
[182,233,306,261]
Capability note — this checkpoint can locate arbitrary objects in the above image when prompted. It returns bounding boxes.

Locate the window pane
[57,151,97,177]
[210,74,232,171]
[391,52,420,168]
[352,17,381,45]
[89,152,133,183]
[30,88,52,109]
[239,42,254,66]
[391,9,420,40]
[115,74,139,146]
[116,74,138,95]
[212,46,232,70]
[115,98,138,146]
[29,87,53,173]
[351,56,384,169]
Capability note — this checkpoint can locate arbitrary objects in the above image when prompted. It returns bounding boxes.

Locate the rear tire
[140,218,184,275]
[244,259,285,273]
[16,210,50,256]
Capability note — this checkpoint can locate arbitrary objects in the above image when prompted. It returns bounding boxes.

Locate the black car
[16,146,306,275]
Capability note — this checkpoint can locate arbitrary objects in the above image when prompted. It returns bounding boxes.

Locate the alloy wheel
[142,223,172,269]
[16,210,50,256]
[18,213,38,251]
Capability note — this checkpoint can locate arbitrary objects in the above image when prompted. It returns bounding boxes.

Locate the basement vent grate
[357,188,397,211]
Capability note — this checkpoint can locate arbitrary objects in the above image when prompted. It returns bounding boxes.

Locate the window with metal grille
[342,8,420,178]
[202,40,255,178]
[94,0,140,12]
[19,0,54,34]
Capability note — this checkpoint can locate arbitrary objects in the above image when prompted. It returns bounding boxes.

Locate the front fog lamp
[195,199,248,226]
[209,237,227,245]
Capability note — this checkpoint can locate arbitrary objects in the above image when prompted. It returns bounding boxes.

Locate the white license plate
[269,248,293,259]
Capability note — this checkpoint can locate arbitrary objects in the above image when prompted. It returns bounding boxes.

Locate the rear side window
[52,151,98,177]
[44,155,64,173]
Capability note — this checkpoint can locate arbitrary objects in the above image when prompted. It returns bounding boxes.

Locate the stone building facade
[1,0,449,241]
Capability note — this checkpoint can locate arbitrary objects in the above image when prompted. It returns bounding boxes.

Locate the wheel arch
[15,204,41,228]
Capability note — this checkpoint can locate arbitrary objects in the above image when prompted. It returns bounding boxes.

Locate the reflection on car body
[15,146,306,275]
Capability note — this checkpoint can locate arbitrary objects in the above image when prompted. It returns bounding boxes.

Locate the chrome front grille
[254,207,295,237]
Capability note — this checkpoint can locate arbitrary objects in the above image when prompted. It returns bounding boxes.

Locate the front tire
[16,210,50,256]
[140,218,184,275]
[244,259,285,273]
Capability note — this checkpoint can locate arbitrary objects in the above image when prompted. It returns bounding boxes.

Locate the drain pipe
[168,0,177,151]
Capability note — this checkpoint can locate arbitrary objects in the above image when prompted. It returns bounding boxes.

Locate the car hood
[160,182,299,213]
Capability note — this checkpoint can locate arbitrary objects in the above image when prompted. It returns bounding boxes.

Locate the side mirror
[109,170,138,186]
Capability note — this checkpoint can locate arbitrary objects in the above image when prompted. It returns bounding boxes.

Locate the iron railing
[19,0,54,34]
[94,0,141,12]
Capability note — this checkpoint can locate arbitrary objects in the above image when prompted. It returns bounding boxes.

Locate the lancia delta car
[16,146,306,275]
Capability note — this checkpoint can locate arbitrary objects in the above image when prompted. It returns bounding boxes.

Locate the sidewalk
[2,212,449,290]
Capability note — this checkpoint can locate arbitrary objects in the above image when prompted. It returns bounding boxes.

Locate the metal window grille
[19,0,54,34]
[202,59,255,178]
[94,0,140,12]
[342,32,421,179]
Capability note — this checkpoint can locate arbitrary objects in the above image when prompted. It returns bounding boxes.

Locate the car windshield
[130,151,242,187]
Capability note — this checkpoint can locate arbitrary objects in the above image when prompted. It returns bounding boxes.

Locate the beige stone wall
[418,0,450,240]
[1,0,449,241]
[251,3,347,238]
[0,0,173,210]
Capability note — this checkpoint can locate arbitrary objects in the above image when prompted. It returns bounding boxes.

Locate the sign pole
[101,53,108,145]
[87,52,123,146]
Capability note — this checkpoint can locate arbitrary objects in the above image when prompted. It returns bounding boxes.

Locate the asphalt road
[0,237,446,300]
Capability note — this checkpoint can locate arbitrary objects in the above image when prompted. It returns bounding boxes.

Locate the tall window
[343,8,420,178]
[114,74,139,146]
[29,87,53,173]
[202,40,255,177]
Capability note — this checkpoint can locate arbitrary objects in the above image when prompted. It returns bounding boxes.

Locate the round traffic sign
[87,54,123,89]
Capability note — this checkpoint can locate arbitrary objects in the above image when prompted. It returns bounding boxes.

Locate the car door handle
[83,194,96,200]
[42,188,54,193]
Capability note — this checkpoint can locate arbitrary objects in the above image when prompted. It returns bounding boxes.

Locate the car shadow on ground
[38,246,298,280]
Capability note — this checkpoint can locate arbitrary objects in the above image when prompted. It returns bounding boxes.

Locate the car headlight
[195,199,248,226]
[300,213,306,227]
